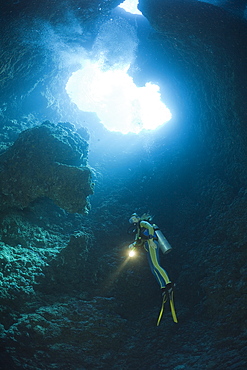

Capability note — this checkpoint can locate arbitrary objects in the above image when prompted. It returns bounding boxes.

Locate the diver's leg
[148,241,171,287]
[147,242,178,324]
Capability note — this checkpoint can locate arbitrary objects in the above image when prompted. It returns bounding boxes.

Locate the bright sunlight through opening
[66,59,172,135]
[118,0,142,15]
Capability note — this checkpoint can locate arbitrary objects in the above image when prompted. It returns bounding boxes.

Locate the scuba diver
[128,213,178,325]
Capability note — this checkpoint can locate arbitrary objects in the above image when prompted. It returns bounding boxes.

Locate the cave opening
[119,0,142,15]
[64,5,173,135]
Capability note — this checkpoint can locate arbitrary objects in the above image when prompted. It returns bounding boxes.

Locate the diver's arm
[129,225,144,249]
[140,220,155,238]
[128,242,136,249]
[129,238,143,249]
[129,221,152,250]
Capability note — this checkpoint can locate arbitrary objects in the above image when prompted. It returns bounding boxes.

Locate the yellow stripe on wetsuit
[139,221,178,324]
[148,240,170,286]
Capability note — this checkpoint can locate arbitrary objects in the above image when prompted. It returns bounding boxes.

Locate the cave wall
[134,0,247,330]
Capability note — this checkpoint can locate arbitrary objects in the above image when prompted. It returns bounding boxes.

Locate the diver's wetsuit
[136,220,171,289]
[129,217,178,324]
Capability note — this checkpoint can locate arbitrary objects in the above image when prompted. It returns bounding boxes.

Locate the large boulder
[0,121,93,213]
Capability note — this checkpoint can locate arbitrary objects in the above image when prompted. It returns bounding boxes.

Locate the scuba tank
[153,224,172,254]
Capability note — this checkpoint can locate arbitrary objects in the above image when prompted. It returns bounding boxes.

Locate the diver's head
[129,213,140,224]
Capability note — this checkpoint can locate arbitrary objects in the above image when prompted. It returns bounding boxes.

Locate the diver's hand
[128,243,136,258]
[128,243,136,249]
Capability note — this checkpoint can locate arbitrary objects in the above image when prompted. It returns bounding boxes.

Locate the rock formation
[0,121,93,213]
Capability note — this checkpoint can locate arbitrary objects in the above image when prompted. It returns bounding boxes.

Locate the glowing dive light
[129,248,136,258]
